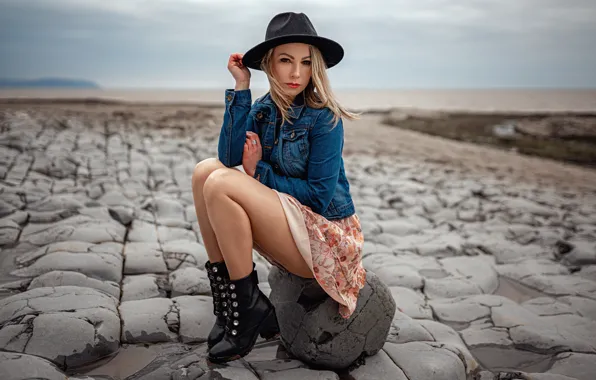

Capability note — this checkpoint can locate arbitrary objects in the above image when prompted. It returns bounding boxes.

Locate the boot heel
[259,310,280,340]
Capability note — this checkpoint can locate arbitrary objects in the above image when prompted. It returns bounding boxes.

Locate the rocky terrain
[0,101,595,380]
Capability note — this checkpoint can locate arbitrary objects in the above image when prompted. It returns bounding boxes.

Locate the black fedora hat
[242,12,344,71]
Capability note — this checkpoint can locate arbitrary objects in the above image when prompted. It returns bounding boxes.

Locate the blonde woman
[191,12,364,363]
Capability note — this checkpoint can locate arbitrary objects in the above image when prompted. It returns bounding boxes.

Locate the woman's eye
[281,58,290,63]
[303,61,311,66]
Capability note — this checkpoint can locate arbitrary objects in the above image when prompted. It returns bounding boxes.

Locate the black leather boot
[205,261,230,349]
[208,265,280,363]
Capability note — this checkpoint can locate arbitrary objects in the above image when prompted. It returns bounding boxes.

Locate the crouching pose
[191,11,365,364]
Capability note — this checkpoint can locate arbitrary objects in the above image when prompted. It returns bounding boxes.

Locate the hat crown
[265,12,318,40]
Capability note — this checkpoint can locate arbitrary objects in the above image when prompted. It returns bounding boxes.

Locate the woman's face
[272,43,312,97]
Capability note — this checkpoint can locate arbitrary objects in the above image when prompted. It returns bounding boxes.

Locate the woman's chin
[283,87,301,95]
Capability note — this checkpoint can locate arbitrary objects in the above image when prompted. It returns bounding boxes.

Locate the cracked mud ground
[1,102,595,380]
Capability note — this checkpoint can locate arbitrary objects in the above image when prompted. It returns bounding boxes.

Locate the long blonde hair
[260,44,360,128]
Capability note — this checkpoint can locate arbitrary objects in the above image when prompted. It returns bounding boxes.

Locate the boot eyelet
[233,320,239,326]
[232,301,238,307]
[229,284,235,290]
[231,293,237,299]
[231,329,237,336]
[221,293,226,298]
[219,285,224,290]
[213,267,218,273]
[233,312,239,317]
[222,302,227,307]
[223,311,228,316]
[216,276,222,281]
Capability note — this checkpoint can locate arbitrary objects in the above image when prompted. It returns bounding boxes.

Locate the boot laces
[224,282,240,336]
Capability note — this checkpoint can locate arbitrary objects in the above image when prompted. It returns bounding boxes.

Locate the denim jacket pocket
[281,127,309,177]
[282,128,308,157]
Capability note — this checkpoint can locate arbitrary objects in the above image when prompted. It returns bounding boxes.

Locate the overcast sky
[1,0,595,89]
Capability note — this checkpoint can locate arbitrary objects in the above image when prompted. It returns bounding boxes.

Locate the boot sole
[208,310,279,364]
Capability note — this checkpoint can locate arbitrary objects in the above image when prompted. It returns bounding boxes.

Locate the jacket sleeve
[253,108,343,214]
[217,89,255,167]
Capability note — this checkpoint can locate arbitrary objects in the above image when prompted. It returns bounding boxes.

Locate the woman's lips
[287,83,300,88]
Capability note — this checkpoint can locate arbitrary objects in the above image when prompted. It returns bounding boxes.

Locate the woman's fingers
[246,138,257,153]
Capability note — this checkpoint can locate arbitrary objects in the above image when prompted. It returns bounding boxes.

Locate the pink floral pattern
[283,194,366,319]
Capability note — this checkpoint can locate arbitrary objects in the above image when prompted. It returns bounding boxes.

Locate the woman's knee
[203,168,235,202]
[192,158,224,190]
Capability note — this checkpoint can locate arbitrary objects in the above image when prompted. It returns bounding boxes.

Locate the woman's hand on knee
[243,132,262,177]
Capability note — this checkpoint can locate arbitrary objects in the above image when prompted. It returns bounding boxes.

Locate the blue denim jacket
[218,88,356,220]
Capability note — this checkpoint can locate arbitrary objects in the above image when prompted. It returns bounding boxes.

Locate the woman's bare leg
[203,166,313,281]
[191,158,228,263]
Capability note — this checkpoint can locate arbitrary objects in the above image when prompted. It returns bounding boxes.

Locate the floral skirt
[254,190,366,319]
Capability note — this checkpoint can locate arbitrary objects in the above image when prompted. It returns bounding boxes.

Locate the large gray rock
[268,267,395,370]
[0,286,120,369]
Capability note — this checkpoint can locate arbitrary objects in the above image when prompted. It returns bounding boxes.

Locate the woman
[191,12,364,364]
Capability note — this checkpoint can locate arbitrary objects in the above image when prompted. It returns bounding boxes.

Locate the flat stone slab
[127,220,159,243]
[383,341,467,380]
[161,239,208,270]
[27,270,120,298]
[545,352,596,380]
[347,349,408,379]
[121,274,167,301]
[119,295,217,345]
[175,295,216,344]
[169,266,211,297]
[389,286,432,319]
[11,242,123,283]
[362,253,423,289]
[120,298,179,343]
[0,286,120,369]
[20,216,126,246]
[123,242,167,274]
[0,351,67,380]
[0,218,21,246]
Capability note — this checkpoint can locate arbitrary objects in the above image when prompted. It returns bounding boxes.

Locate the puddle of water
[76,345,160,380]
[494,276,546,303]
[470,346,553,373]
[419,269,449,279]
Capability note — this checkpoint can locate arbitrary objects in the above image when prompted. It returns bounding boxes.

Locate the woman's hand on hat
[242,131,262,177]
[228,53,251,89]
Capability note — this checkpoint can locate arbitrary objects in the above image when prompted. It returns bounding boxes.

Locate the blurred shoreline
[1,88,596,113]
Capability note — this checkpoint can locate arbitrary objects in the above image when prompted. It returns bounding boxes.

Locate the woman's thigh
[204,167,314,278]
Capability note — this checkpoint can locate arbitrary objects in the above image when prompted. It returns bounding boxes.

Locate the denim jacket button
[226,95,232,101]
[256,112,263,119]
[290,131,295,138]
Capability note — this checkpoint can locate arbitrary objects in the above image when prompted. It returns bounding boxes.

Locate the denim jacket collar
[260,90,306,120]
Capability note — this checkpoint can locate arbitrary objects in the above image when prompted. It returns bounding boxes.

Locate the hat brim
[242,35,344,71]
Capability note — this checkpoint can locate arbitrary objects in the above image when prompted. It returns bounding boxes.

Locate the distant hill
[0,78,100,89]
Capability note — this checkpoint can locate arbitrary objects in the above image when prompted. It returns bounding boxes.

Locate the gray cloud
[0,0,594,88]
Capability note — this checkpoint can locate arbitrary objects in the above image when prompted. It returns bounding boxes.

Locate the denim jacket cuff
[254,160,270,183]
[224,89,251,107]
